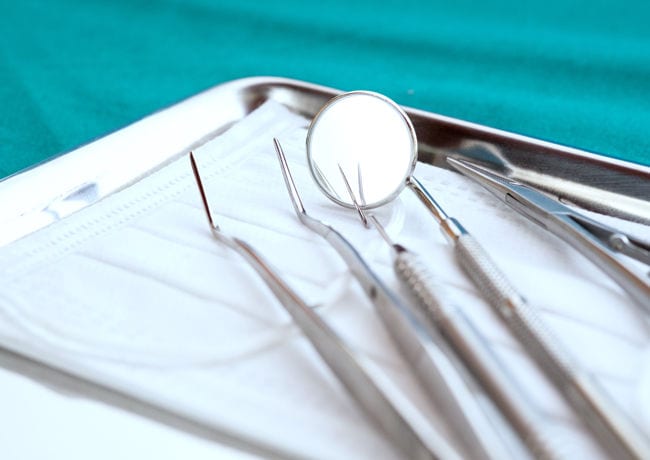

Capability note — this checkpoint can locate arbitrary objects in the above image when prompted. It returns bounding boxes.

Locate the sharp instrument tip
[338,164,370,228]
[189,152,220,233]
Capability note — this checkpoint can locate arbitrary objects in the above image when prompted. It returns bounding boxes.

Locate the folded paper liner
[0,101,648,459]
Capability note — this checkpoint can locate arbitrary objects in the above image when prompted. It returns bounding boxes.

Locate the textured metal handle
[395,249,571,460]
[394,250,456,324]
[455,233,650,460]
[455,234,574,376]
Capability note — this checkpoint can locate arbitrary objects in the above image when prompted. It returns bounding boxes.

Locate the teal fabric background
[2,0,650,179]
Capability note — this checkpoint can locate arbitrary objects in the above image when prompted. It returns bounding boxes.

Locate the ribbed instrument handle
[394,248,571,460]
[454,233,649,460]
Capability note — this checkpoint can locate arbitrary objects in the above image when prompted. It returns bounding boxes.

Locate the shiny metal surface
[304,86,648,457]
[274,139,492,459]
[330,130,567,459]
[446,159,650,460]
[362,212,567,460]
[0,76,648,246]
[190,153,457,460]
[306,91,418,210]
[449,158,650,313]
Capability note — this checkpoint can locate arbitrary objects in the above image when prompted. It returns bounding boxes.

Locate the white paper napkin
[0,100,648,459]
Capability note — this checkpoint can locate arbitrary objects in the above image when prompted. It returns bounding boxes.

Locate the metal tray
[1,76,648,247]
[0,76,648,458]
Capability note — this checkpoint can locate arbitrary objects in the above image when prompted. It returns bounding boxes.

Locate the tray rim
[0,75,648,246]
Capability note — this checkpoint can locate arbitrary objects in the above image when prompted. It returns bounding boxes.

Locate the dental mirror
[307,91,465,242]
[306,91,417,209]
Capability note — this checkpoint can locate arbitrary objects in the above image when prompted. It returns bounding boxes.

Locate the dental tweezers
[447,157,650,460]
[189,152,459,460]
[272,139,557,460]
[337,166,578,460]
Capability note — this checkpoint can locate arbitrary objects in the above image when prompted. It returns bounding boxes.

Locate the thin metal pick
[189,151,456,460]
[273,138,504,460]
[337,166,570,460]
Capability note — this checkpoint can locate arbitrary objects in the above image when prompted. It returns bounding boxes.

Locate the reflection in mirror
[306,91,417,209]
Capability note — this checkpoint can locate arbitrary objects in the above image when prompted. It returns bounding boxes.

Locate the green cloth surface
[2,0,650,179]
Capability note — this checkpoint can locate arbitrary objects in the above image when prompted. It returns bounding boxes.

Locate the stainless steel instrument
[190,151,460,460]
[302,90,650,459]
[448,157,650,313]
[273,138,513,460]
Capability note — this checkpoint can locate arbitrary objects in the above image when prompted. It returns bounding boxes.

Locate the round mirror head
[306,91,417,209]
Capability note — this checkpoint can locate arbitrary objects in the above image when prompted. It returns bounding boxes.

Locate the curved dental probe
[274,139,512,460]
